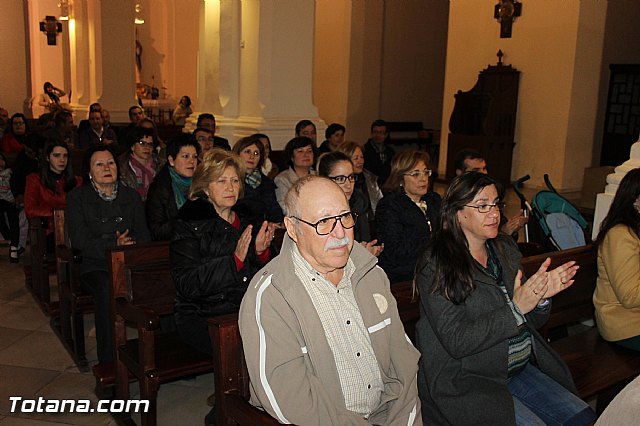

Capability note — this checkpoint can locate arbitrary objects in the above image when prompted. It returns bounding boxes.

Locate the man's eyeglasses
[404,169,432,178]
[464,203,506,213]
[291,211,358,235]
[329,174,357,184]
[137,140,154,148]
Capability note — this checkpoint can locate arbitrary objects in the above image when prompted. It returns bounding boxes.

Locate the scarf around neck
[245,168,262,189]
[128,154,156,199]
[169,166,192,209]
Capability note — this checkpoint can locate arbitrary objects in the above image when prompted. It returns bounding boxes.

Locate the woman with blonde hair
[170,148,276,355]
[375,150,441,283]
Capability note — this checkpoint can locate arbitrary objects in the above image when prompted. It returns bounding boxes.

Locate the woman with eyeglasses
[66,145,150,365]
[171,148,275,355]
[0,113,30,153]
[374,150,441,283]
[274,136,316,211]
[233,135,283,224]
[337,141,384,221]
[146,133,200,241]
[414,171,595,425]
[317,151,383,257]
[117,127,161,201]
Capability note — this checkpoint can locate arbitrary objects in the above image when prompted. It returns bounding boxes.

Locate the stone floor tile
[0,304,49,332]
[0,331,79,372]
[0,328,31,352]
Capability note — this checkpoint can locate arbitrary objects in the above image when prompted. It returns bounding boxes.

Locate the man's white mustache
[325,236,352,250]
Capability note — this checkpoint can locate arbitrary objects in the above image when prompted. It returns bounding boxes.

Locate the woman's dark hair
[384,150,430,193]
[596,168,640,245]
[8,113,29,136]
[233,135,265,171]
[126,126,156,150]
[181,96,192,107]
[166,132,200,161]
[40,140,76,193]
[426,171,504,304]
[316,151,352,177]
[284,136,316,169]
[324,123,346,140]
[82,144,117,184]
[44,82,60,103]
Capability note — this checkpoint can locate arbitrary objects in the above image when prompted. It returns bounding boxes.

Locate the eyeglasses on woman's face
[404,169,432,179]
[137,140,154,148]
[291,211,358,235]
[464,202,506,213]
[329,174,357,184]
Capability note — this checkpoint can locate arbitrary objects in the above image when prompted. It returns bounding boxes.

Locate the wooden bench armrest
[56,246,82,263]
[115,298,161,330]
[225,392,283,426]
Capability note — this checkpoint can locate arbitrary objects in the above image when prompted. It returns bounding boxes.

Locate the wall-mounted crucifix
[494,0,522,38]
[39,15,62,46]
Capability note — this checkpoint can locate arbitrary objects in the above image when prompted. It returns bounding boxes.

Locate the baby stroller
[513,174,589,254]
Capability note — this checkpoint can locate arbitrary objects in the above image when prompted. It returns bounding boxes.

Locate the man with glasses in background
[239,175,422,425]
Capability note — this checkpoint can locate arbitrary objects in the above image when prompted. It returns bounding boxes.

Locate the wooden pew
[109,242,215,426]
[207,314,289,426]
[52,209,93,372]
[521,243,640,413]
[27,217,58,316]
[390,280,419,344]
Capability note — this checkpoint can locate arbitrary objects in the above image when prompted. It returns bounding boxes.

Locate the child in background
[0,153,20,262]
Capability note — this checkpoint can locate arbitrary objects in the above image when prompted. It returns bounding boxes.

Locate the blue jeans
[508,363,596,426]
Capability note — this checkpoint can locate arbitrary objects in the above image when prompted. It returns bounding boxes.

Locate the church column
[68,0,91,108]
[188,0,325,149]
[95,0,137,122]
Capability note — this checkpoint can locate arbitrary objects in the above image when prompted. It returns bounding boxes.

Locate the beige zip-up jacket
[239,236,421,426]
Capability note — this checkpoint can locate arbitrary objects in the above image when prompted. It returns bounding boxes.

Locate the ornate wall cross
[494,0,522,38]
[40,15,62,46]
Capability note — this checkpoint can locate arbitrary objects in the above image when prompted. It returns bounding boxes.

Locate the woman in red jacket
[24,140,82,256]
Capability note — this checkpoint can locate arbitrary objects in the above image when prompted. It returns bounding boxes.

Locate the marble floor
[0,244,214,426]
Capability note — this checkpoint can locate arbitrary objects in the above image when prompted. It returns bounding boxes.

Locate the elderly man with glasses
[239,175,422,425]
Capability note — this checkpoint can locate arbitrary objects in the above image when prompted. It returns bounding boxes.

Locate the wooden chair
[27,217,58,315]
[110,242,215,426]
[52,209,94,372]
[207,314,288,426]
[521,243,640,413]
[390,280,419,343]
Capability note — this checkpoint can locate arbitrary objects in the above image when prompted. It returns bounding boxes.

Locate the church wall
[592,0,640,167]
[379,0,448,131]
[441,0,606,192]
[314,0,448,144]
[0,0,29,116]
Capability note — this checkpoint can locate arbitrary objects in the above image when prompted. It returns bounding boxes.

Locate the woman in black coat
[375,150,441,283]
[66,145,150,365]
[146,133,200,240]
[414,172,595,426]
[232,135,283,224]
[170,148,276,355]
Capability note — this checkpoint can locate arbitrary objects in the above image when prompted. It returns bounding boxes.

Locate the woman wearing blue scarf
[146,133,200,240]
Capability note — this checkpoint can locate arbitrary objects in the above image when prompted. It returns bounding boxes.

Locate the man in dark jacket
[363,119,394,186]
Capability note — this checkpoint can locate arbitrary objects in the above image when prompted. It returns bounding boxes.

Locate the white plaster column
[187,0,325,149]
[95,0,138,122]
[592,137,640,239]
[68,0,92,109]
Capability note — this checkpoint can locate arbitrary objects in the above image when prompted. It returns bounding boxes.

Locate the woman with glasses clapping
[414,172,596,425]
[317,151,383,257]
[375,150,441,283]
